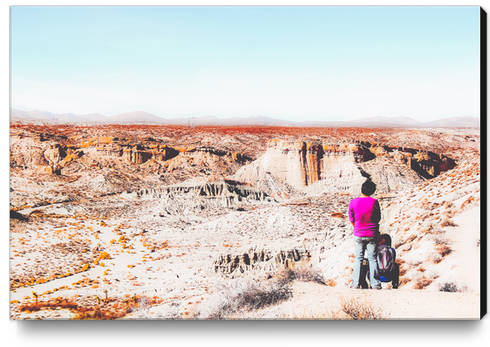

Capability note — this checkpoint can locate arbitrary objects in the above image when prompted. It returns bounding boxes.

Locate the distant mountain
[9,108,480,128]
[390,116,422,126]
[10,109,106,123]
[28,110,55,120]
[81,113,109,122]
[107,111,167,124]
[161,115,298,126]
[218,115,296,126]
[350,116,421,126]
[19,109,56,120]
[423,116,480,128]
[10,109,31,119]
[51,112,89,123]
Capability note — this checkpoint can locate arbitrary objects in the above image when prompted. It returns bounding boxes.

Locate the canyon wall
[234,139,457,195]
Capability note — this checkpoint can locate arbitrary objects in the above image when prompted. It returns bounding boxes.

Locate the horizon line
[9,106,480,124]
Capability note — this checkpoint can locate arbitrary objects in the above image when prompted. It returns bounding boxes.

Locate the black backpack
[377,245,396,274]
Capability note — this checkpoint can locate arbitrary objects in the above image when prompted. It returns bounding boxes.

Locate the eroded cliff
[233,139,457,196]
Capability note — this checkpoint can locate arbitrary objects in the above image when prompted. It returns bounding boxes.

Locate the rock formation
[233,139,457,196]
[213,246,312,278]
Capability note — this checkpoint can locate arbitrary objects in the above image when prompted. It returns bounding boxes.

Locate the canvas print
[9,6,482,320]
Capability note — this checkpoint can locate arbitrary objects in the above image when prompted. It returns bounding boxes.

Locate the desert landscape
[8,120,481,320]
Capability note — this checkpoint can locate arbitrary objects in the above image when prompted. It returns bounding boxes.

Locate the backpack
[377,245,396,274]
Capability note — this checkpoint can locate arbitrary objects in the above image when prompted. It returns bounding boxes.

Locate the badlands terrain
[9,122,481,319]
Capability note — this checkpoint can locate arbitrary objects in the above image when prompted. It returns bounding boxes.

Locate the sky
[10,5,481,122]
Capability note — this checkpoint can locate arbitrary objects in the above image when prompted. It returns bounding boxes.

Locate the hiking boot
[350,285,361,289]
[372,286,382,290]
[392,284,398,289]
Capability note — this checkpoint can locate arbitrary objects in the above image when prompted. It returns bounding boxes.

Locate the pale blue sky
[10,6,480,121]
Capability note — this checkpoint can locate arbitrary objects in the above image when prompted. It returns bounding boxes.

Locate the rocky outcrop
[123,180,271,203]
[213,246,312,277]
[235,139,457,194]
[43,143,67,165]
[360,142,457,179]
[234,140,369,193]
[260,140,375,190]
[95,142,253,166]
[12,132,253,180]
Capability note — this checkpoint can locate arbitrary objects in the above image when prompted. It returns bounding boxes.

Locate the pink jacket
[348,196,381,237]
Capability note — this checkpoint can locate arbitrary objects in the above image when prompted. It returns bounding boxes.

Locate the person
[348,180,381,289]
[360,234,400,289]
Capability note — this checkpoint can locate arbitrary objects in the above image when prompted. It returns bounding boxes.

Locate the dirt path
[245,280,481,320]
[285,281,481,319]
[441,208,480,291]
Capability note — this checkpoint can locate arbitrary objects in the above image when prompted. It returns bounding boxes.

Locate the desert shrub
[277,266,325,285]
[441,219,457,227]
[129,297,151,319]
[407,234,417,243]
[394,240,404,248]
[432,254,442,264]
[396,259,407,277]
[414,276,438,290]
[20,300,79,313]
[433,228,446,235]
[434,236,448,245]
[396,258,405,265]
[339,295,384,320]
[436,244,452,257]
[438,282,468,293]
[154,302,182,320]
[18,295,159,320]
[399,277,410,287]
[196,277,293,319]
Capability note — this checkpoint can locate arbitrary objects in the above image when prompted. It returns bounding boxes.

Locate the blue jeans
[352,236,381,289]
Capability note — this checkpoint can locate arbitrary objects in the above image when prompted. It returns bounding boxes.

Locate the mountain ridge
[9,108,480,128]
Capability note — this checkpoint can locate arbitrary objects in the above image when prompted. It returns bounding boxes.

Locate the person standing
[348,180,382,289]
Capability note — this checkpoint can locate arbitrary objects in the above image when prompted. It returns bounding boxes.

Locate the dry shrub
[400,244,412,252]
[414,276,437,290]
[407,234,417,243]
[278,266,325,285]
[18,295,158,320]
[394,241,404,249]
[432,255,442,264]
[437,244,452,257]
[339,295,384,320]
[398,266,407,277]
[461,196,475,210]
[441,219,457,227]
[434,236,448,245]
[19,299,78,313]
[438,282,468,293]
[196,276,293,319]
[129,297,151,319]
[324,279,337,287]
[433,228,446,235]
[395,259,407,277]
[399,277,410,287]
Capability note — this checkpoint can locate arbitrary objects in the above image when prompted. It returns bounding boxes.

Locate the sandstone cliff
[232,139,457,197]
